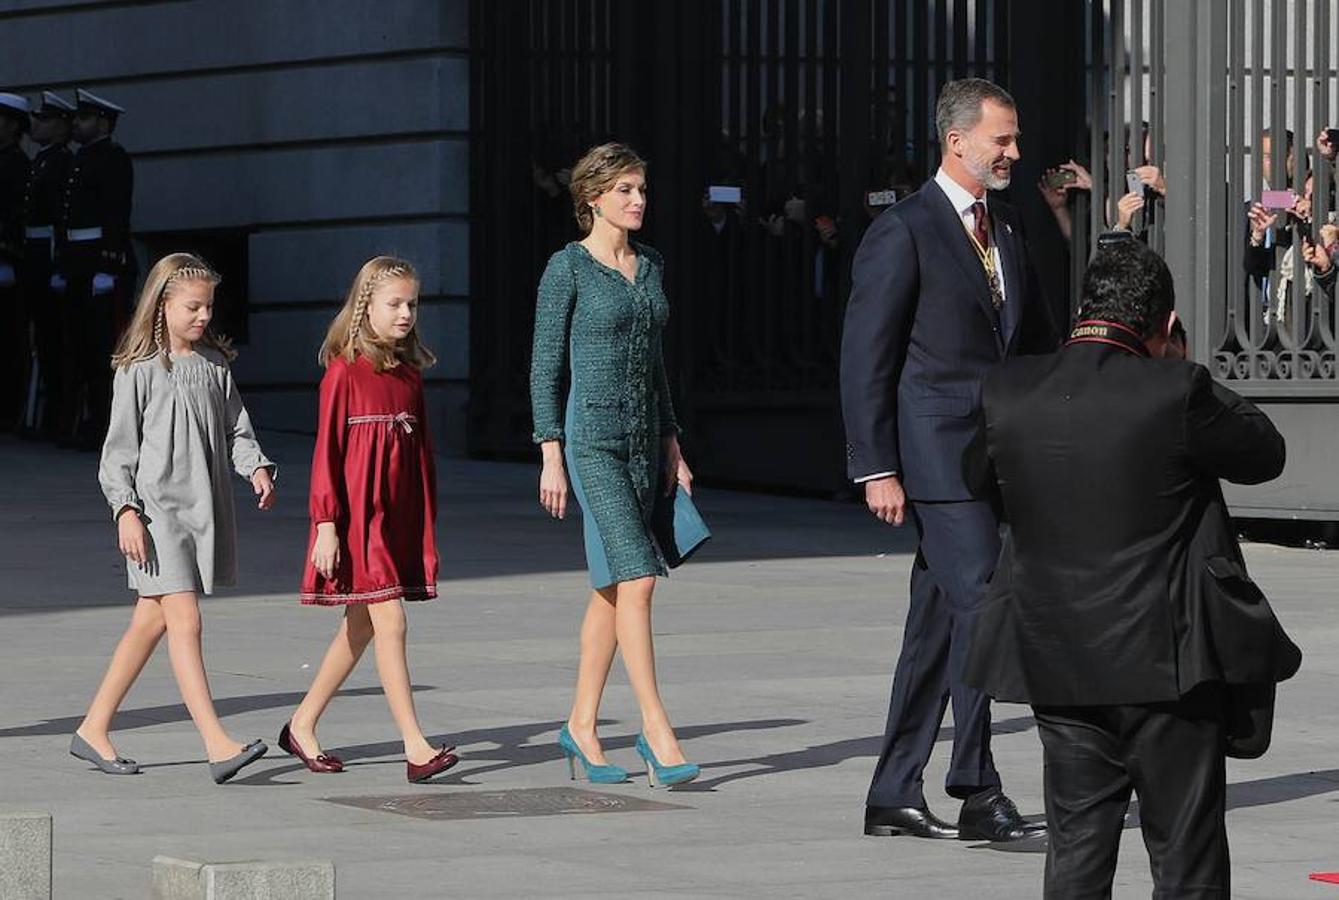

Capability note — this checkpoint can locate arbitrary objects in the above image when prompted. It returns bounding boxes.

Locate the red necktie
[971,201,991,250]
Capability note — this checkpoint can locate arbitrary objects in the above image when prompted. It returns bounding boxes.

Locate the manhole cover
[324,787,691,820]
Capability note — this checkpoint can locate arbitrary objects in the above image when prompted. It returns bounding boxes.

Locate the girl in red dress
[280,256,457,783]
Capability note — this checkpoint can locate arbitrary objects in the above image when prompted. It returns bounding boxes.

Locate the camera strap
[1066,319,1150,357]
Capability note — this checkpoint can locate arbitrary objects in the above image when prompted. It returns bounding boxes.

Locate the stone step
[0,811,52,900]
[151,856,335,900]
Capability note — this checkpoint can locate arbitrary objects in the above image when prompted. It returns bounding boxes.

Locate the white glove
[92,272,116,296]
[49,273,67,293]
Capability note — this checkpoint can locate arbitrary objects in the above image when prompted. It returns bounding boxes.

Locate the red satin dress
[300,354,438,605]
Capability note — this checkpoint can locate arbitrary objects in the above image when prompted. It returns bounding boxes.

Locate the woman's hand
[1116,192,1145,230]
[311,522,340,580]
[1062,160,1093,191]
[539,440,569,519]
[117,507,149,567]
[251,467,275,510]
[1302,236,1332,274]
[1133,164,1166,196]
[1038,172,1068,211]
[1248,203,1279,246]
[663,435,694,496]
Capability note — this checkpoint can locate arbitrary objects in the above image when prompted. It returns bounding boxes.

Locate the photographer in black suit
[965,240,1300,897]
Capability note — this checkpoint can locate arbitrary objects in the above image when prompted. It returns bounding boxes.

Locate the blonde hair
[569,142,647,233]
[110,252,231,370]
[318,256,436,371]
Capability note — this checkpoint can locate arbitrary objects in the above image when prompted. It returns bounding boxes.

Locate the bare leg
[566,587,619,764]
[288,605,375,756]
[159,591,243,762]
[367,599,436,764]
[614,577,687,765]
[77,597,167,759]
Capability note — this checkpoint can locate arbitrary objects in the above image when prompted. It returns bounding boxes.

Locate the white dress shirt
[933,167,1008,306]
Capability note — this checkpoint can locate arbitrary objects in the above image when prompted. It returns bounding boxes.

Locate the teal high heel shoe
[635,734,700,788]
[558,726,628,784]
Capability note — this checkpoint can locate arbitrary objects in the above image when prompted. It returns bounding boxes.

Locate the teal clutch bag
[651,483,711,568]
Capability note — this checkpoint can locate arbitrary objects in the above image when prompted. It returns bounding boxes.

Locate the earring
[592,205,603,218]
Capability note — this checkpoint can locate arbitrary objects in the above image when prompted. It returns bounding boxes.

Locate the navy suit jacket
[840,178,1061,500]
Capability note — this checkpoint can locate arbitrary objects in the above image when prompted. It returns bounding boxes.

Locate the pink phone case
[1261,189,1296,210]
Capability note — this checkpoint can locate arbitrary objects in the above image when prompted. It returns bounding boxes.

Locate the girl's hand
[252,467,275,510]
[117,507,149,567]
[539,441,569,519]
[663,435,694,496]
[311,522,340,580]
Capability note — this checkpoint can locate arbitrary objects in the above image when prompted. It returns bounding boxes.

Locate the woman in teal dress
[530,143,700,788]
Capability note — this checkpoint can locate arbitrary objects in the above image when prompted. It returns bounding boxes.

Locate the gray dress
[98,349,274,595]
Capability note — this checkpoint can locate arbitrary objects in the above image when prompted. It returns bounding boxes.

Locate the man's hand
[864,475,907,526]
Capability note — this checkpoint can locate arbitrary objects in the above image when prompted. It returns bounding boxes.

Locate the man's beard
[967,154,1011,190]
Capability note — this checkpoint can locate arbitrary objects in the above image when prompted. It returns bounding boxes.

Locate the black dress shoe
[864,805,960,839]
[957,788,1047,842]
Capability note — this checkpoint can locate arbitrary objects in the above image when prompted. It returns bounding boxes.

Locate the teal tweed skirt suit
[530,241,678,588]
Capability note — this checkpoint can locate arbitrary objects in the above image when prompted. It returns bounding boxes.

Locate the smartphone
[1125,170,1146,197]
[707,185,742,204]
[1260,189,1296,211]
[1044,169,1078,189]
[866,189,898,207]
[1327,128,1339,149]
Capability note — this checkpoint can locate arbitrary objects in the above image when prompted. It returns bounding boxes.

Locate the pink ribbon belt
[347,412,417,434]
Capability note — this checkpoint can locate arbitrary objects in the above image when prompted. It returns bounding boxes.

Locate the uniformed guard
[57,88,134,448]
[0,92,32,429]
[19,91,75,438]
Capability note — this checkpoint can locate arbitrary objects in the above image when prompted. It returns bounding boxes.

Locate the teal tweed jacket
[530,241,678,504]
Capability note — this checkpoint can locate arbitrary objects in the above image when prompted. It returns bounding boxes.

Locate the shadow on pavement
[0,686,427,739]
[673,714,1037,793]
[227,716,809,787]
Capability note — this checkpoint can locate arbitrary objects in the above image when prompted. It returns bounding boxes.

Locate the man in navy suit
[840,78,1061,841]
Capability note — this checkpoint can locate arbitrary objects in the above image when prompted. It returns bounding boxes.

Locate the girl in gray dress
[73,253,274,784]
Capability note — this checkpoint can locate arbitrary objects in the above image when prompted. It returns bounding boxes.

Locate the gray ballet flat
[210,739,267,784]
[69,733,140,775]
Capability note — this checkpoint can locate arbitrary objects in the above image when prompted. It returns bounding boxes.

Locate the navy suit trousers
[866,499,1003,808]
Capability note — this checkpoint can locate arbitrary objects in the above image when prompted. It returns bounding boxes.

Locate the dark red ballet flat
[278,723,345,773]
[407,746,459,783]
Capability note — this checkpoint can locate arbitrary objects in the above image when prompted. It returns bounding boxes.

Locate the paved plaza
[1,432,1336,898]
